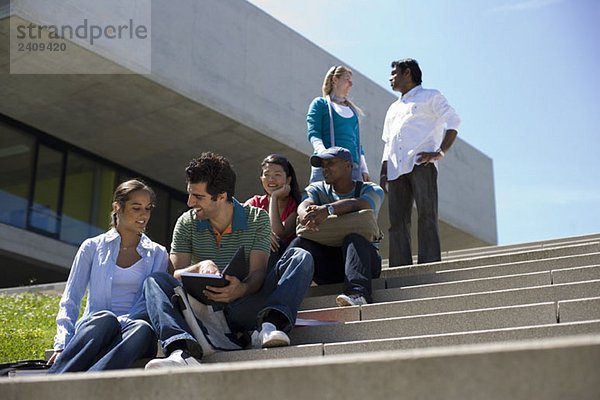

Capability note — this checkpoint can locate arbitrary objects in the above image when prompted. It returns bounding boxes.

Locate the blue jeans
[48,310,157,373]
[388,163,441,266]
[143,247,313,355]
[290,234,381,302]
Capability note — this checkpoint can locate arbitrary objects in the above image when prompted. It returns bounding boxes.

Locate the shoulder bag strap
[347,103,361,164]
[354,181,363,198]
[325,95,335,147]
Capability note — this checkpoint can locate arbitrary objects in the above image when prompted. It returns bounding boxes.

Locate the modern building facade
[0,0,497,288]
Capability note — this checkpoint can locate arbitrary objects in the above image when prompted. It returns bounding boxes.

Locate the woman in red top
[246,154,301,265]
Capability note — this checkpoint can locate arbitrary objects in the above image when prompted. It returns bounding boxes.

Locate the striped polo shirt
[170,198,271,271]
[302,181,385,216]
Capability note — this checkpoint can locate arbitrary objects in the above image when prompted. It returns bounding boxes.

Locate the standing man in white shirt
[380,59,461,266]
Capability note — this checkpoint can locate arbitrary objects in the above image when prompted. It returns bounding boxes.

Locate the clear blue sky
[247,0,600,245]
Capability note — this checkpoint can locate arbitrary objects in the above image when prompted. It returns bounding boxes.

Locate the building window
[60,153,115,245]
[0,127,34,228]
[0,116,186,250]
[29,144,65,236]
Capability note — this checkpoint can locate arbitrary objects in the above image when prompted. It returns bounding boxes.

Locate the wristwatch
[326,204,335,216]
[436,148,445,157]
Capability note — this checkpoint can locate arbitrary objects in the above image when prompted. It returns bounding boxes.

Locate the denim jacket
[53,229,169,350]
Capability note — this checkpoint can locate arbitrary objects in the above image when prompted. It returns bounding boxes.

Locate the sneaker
[336,293,368,307]
[258,322,290,348]
[144,349,202,370]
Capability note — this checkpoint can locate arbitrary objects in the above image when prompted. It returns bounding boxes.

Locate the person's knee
[91,310,117,322]
[417,210,438,226]
[279,247,314,275]
[89,310,119,331]
[130,319,156,338]
[343,233,370,247]
[288,237,311,251]
[286,247,314,273]
[143,271,174,292]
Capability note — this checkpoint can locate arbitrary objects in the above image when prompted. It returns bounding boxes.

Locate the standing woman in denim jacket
[48,179,170,373]
[307,65,370,183]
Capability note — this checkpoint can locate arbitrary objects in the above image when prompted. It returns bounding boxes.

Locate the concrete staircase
[4,234,600,399]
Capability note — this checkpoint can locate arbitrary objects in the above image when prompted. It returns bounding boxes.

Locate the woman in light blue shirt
[307,65,370,183]
[48,179,170,373]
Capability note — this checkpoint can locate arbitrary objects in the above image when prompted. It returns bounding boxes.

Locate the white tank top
[111,258,146,316]
[332,102,354,118]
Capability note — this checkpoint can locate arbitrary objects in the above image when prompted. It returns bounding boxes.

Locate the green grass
[0,292,62,363]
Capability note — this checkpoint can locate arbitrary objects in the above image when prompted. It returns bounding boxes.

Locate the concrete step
[301,270,552,310]
[304,278,386,298]
[7,335,600,400]
[552,264,600,284]
[559,297,600,323]
[380,235,600,268]
[299,279,600,321]
[291,302,557,345]
[302,259,599,308]
[383,251,600,279]
[442,235,600,260]
[0,281,66,295]
[203,320,600,363]
[324,320,600,356]
[385,256,600,287]
[386,242,599,270]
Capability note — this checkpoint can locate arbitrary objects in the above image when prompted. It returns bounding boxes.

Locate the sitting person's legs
[339,233,382,305]
[288,237,345,285]
[225,246,313,347]
[88,318,158,371]
[49,310,120,373]
[290,236,379,306]
[143,272,204,362]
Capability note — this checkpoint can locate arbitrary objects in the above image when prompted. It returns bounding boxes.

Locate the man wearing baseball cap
[290,147,384,306]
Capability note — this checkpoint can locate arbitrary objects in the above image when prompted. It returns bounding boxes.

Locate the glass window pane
[168,197,188,250]
[95,168,117,229]
[145,187,169,247]
[29,145,63,235]
[60,153,115,245]
[0,125,34,228]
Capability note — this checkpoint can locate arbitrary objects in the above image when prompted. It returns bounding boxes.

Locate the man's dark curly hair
[185,152,236,202]
[391,58,422,85]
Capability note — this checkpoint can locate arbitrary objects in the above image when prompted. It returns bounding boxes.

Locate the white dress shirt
[381,85,461,180]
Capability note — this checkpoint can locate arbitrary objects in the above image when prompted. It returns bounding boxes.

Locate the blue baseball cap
[310,146,353,167]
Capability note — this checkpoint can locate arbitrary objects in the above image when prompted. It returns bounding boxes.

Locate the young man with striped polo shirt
[144,152,313,369]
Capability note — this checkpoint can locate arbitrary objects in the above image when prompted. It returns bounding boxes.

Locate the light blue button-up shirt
[53,229,169,350]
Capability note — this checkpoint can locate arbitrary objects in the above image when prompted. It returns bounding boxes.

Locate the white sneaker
[258,322,290,348]
[144,349,202,370]
[336,293,368,307]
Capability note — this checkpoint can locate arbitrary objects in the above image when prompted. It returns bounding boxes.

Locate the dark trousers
[388,163,441,266]
[290,234,381,302]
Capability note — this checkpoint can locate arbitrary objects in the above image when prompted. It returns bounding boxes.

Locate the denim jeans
[143,247,313,355]
[48,310,157,373]
[290,234,381,302]
[388,163,441,266]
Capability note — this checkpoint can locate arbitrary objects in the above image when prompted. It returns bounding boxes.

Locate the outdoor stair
[3,233,600,399]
